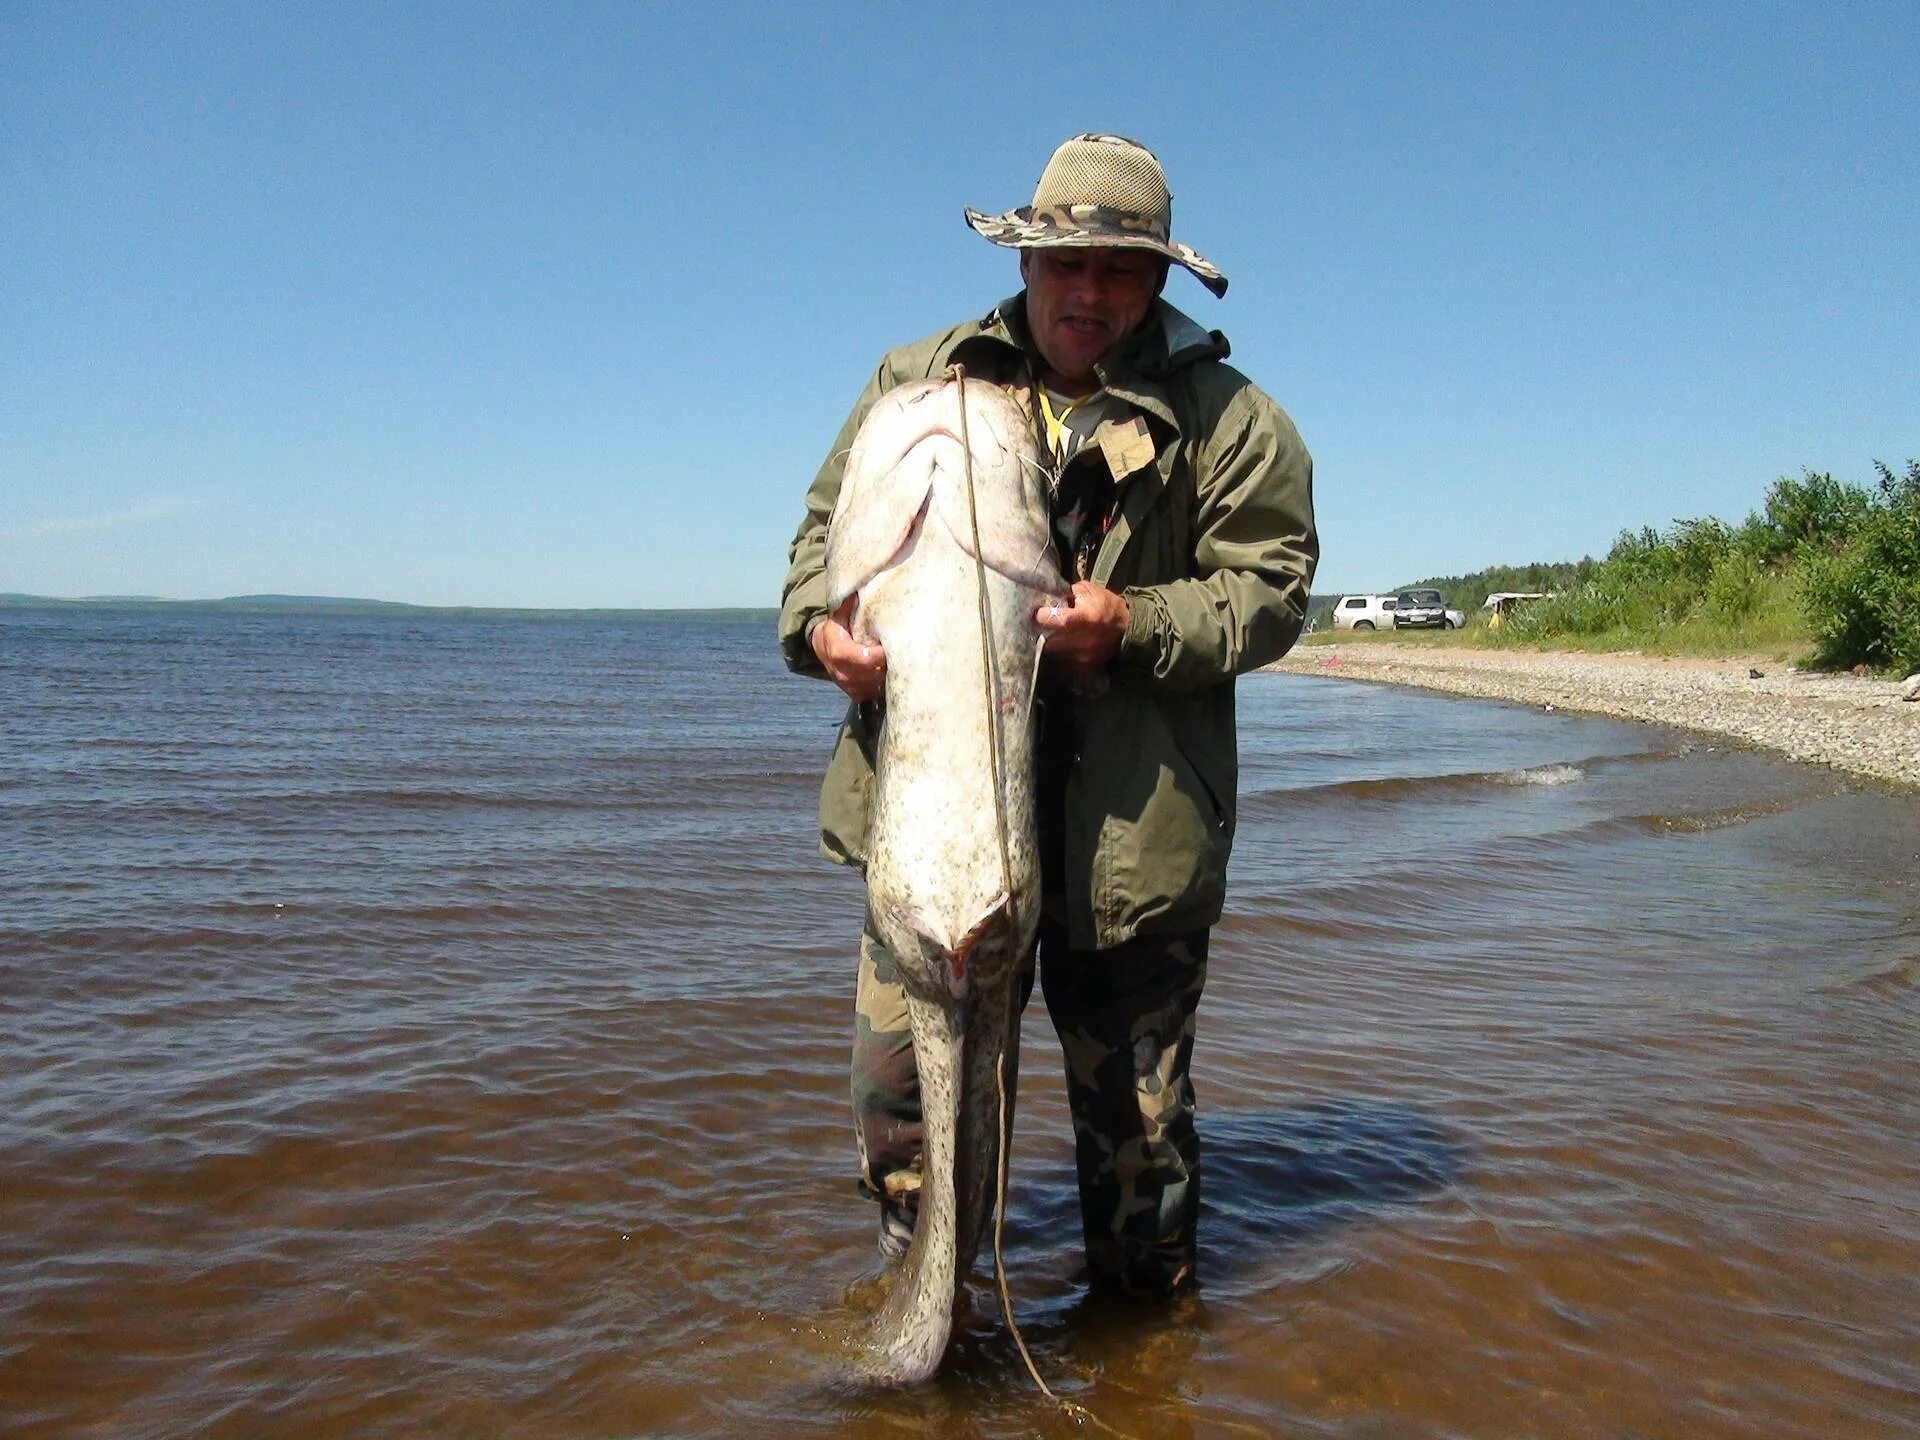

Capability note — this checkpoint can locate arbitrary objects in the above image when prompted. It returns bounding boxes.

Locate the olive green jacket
[777,294,1318,950]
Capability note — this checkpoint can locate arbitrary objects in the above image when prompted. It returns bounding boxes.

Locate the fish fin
[933,432,1055,594]
[825,449,935,609]
[825,382,962,607]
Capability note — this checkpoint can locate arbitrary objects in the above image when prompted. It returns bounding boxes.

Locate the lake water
[2,606,1916,1438]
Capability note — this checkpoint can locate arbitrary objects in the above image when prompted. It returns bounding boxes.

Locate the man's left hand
[1036,581,1130,669]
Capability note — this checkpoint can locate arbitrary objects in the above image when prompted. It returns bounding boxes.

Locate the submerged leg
[1040,921,1210,1297]
[852,925,1037,1261]
[853,928,920,1258]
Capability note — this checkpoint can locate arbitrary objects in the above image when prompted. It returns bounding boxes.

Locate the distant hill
[0,593,780,622]
[208,593,425,611]
[1,592,170,604]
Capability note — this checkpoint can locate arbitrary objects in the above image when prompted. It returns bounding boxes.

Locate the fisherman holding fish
[780,134,1318,1303]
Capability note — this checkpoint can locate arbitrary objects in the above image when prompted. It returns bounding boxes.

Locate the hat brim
[964,206,1228,298]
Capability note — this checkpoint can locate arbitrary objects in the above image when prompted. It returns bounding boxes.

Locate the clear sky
[4,1,1915,607]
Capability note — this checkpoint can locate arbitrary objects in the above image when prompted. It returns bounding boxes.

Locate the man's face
[1021,248,1162,390]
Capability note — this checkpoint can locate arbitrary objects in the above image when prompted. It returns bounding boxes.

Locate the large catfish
[824,374,1059,1384]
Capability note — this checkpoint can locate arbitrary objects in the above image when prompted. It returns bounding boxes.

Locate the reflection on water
[1,610,1917,1438]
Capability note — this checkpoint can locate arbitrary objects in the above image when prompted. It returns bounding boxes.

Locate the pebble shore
[1265,642,1919,790]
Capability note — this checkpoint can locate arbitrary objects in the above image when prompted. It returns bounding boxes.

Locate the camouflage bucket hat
[965,133,1228,298]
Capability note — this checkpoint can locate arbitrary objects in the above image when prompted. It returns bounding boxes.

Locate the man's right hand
[810,598,887,703]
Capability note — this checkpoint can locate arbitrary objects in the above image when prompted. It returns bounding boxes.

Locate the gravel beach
[1266,642,1920,789]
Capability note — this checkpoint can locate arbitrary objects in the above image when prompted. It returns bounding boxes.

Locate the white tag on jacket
[1097,415,1156,481]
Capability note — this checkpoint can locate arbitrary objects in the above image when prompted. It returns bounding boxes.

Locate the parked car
[1393,588,1463,630]
[1331,594,1398,631]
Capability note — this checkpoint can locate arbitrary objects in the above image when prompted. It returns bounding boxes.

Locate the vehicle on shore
[1331,594,1398,631]
[1393,588,1464,630]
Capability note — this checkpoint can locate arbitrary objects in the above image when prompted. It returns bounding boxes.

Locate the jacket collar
[961,294,1230,438]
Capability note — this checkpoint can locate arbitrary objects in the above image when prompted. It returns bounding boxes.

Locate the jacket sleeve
[1112,381,1319,690]
[776,358,896,677]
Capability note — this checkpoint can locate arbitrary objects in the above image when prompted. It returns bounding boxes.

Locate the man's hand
[810,597,887,702]
[1035,581,1130,670]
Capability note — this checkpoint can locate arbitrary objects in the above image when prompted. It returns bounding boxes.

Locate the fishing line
[950,364,1138,1434]
[948,364,1045,1389]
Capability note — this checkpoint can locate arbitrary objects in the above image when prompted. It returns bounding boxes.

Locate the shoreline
[1263,642,1919,790]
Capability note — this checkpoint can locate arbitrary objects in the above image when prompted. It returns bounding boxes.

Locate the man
[778,134,1317,1296]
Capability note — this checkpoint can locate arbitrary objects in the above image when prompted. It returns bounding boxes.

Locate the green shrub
[1668,517,1734,586]
[1800,461,1920,673]
[1704,550,1764,624]
[1605,525,1676,585]
[1503,581,1623,638]
[1762,470,1872,559]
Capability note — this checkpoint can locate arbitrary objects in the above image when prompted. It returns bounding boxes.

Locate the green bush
[1800,461,1920,673]
[1503,581,1622,638]
[1704,550,1765,624]
[1668,517,1734,586]
[1761,470,1872,560]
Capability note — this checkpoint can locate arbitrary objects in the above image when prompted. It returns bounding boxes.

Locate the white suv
[1331,594,1398,631]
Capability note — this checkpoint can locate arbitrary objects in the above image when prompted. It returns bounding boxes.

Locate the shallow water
[2,607,1916,1437]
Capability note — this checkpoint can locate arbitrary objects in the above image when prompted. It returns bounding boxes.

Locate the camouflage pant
[852,916,1208,1295]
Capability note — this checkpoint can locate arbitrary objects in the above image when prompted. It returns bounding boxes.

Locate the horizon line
[0,592,783,618]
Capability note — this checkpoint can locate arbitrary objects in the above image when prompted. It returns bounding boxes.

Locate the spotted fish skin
[824,377,1055,1384]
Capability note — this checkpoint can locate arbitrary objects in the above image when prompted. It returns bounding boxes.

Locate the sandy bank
[1264,642,1919,789]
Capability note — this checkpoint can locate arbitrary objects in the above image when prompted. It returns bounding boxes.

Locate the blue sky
[4,1,1915,607]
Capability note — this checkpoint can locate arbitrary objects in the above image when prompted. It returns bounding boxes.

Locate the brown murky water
[3,608,1916,1437]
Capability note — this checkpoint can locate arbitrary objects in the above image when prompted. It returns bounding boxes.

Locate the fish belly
[863,530,1040,987]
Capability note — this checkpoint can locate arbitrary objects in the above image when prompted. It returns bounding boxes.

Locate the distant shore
[0,594,778,622]
[1265,642,1920,790]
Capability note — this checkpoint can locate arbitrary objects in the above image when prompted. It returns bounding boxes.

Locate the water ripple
[1,610,1917,1438]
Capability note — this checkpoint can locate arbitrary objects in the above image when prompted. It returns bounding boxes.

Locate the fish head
[823,383,956,613]
[825,379,1056,614]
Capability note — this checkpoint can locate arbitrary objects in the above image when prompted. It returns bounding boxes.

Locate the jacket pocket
[1169,723,1230,835]
[1077,692,1232,941]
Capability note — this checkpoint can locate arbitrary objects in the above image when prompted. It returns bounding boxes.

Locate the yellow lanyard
[1036,386,1102,459]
